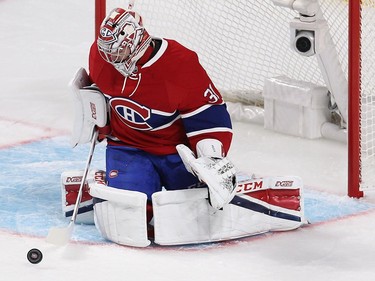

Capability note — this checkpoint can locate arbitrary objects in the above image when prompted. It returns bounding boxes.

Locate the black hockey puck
[27,248,43,264]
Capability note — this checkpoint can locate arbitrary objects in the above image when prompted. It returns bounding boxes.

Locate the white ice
[1,1,375,280]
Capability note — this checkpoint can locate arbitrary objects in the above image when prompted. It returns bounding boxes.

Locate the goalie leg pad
[152,176,305,246]
[152,188,271,245]
[89,182,151,247]
[236,175,306,231]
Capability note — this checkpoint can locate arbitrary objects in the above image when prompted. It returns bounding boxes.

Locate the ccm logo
[275,181,294,187]
[94,171,106,184]
[66,176,82,183]
[237,180,263,193]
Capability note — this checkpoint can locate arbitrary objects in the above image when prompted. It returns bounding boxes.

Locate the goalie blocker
[70,67,108,147]
[61,169,306,246]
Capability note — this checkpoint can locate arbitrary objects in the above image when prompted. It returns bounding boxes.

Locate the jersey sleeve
[165,47,233,155]
[180,103,233,156]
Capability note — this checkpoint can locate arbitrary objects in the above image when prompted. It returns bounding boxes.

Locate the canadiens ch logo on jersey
[110,97,180,131]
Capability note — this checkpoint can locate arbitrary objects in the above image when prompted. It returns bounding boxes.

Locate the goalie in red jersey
[85,7,237,245]
[63,7,304,247]
[89,7,235,203]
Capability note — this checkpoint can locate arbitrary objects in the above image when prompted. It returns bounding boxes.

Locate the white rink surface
[1,1,375,280]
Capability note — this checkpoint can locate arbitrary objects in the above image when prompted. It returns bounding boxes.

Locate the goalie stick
[46,129,99,245]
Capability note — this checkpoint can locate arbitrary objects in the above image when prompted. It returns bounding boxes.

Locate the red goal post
[348,0,363,198]
[348,0,375,198]
[94,0,375,198]
[95,0,106,38]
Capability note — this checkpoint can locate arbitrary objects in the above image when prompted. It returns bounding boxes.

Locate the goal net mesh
[103,0,375,190]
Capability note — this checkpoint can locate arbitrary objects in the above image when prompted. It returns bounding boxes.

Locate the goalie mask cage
[95,0,375,198]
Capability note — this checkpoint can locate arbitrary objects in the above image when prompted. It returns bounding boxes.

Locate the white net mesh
[106,0,323,105]
[102,0,375,190]
[360,1,375,190]
[104,1,353,104]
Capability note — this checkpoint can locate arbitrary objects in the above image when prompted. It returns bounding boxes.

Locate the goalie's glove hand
[193,155,237,210]
[176,139,237,210]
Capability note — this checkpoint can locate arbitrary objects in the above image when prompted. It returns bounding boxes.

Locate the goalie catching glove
[176,139,237,210]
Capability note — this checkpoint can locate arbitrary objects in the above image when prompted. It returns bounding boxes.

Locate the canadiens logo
[111,98,152,130]
[99,27,118,45]
[100,27,114,38]
[109,170,118,178]
[109,97,180,131]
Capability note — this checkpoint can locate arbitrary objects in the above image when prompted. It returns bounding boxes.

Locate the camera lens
[296,36,312,53]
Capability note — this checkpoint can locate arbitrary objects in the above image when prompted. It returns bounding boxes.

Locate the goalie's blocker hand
[176,139,237,210]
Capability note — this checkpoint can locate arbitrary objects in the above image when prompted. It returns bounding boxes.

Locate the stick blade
[46,223,74,246]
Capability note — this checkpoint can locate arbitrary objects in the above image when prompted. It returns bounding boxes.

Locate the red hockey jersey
[89,38,232,155]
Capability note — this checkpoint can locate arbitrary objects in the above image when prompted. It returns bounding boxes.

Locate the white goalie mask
[97,8,152,76]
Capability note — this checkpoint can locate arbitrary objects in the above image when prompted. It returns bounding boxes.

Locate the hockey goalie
[61,7,306,247]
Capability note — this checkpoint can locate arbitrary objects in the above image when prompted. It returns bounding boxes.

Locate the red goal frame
[348,0,363,198]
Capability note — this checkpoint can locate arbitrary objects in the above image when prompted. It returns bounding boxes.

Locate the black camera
[294,30,315,56]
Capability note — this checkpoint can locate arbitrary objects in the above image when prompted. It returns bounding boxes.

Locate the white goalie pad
[70,67,108,147]
[176,144,237,210]
[152,175,306,246]
[89,182,151,247]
